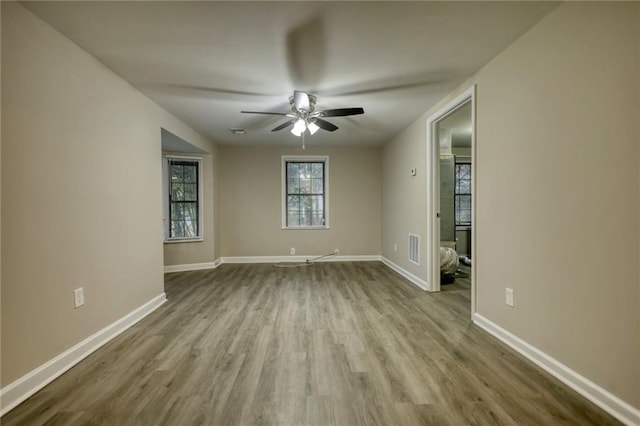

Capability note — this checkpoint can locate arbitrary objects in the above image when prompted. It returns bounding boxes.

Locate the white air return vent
[408,233,420,265]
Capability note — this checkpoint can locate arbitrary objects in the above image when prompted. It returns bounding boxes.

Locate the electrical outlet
[290,248,296,255]
[74,287,85,308]
[393,243,398,252]
[505,288,514,307]
[334,248,340,255]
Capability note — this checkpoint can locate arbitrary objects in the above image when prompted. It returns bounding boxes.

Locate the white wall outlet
[334,248,340,255]
[290,247,296,255]
[74,287,85,308]
[506,288,514,307]
[393,243,398,252]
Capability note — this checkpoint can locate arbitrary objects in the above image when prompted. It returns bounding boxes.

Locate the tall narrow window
[163,156,203,241]
[455,163,471,226]
[282,156,329,229]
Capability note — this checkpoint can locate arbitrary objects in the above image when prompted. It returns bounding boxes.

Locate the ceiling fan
[241,90,364,137]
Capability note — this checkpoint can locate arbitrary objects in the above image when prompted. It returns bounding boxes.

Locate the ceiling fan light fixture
[291,118,306,137]
[307,121,320,135]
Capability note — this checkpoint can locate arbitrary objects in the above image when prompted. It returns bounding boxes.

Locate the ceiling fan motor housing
[290,91,316,113]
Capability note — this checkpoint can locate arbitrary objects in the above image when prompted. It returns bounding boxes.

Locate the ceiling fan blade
[314,118,338,132]
[286,17,326,89]
[317,107,365,117]
[241,111,288,116]
[272,119,296,132]
[169,85,274,97]
[316,70,452,97]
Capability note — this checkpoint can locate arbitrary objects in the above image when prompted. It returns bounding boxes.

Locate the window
[282,156,329,229]
[455,163,471,226]
[163,156,203,241]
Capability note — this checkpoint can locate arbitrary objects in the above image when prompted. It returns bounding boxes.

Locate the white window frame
[163,154,204,243]
[281,155,330,230]
[454,161,472,228]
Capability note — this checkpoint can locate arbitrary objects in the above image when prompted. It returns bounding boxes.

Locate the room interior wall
[381,119,428,280]
[219,145,381,258]
[1,2,213,386]
[382,1,639,409]
[637,13,640,405]
[454,230,470,257]
[472,2,639,408]
[214,148,221,262]
[0,0,3,376]
[162,147,217,267]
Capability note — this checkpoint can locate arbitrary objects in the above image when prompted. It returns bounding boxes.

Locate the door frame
[426,85,476,316]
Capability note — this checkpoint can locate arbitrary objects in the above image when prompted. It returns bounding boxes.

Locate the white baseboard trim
[380,257,429,291]
[163,256,381,273]
[164,261,220,273]
[220,255,381,264]
[0,293,167,417]
[473,314,640,426]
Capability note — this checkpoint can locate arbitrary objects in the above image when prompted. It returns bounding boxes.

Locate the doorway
[426,86,476,316]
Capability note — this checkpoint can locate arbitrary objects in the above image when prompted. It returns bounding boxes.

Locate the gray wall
[455,229,471,257]
[1,3,214,386]
[219,145,382,257]
[382,2,640,408]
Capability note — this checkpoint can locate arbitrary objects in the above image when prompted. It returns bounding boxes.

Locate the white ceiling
[23,1,558,147]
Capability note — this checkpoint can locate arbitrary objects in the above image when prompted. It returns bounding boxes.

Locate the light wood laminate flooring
[2,262,620,425]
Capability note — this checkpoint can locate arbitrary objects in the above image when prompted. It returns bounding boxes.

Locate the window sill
[164,238,204,244]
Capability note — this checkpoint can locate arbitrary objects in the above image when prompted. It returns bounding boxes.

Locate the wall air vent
[409,233,420,265]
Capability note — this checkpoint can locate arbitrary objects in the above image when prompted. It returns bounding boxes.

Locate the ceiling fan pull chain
[302,132,306,150]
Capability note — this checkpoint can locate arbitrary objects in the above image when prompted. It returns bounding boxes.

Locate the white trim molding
[164,261,220,273]
[381,257,429,291]
[165,257,430,294]
[0,293,167,416]
[162,154,205,242]
[221,255,380,264]
[281,155,330,230]
[474,314,640,426]
[164,256,380,273]
[426,85,477,316]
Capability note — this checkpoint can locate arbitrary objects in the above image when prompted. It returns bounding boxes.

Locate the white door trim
[426,85,476,316]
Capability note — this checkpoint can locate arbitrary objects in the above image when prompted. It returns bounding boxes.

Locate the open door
[426,86,476,317]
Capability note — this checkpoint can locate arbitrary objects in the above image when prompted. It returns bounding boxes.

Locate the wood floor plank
[1,262,622,425]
